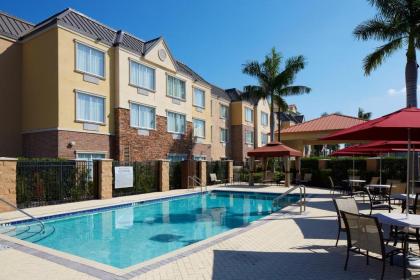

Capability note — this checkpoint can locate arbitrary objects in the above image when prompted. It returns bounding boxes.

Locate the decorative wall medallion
[158,49,167,62]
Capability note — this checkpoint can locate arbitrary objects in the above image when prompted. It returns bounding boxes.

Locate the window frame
[193,87,205,109]
[220,104,229,119]
[245,107,254,123]
[261,112,269,126]
[220,128,229,143]
[245,130,254,145]
[75,41,106,79]
[75,90,106,125]
[192,118,206,139]
[129,102,157,130]
[166,110,186,134]
[128,59,156,91]
[261,132,269,145]
[166,74,187,101]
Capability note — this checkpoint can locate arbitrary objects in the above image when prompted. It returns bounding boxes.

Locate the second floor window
[220,104,228,119]
[167,111,186,133]
[76,42,105,78]
[193,119,205,138]
[261,133,269,145]
[130,103,156,129]
[245,107,254,122]
[129,61,155,90]
[167,76,186,100]
[193,88,205,108]
[220,128,228,143]
[76,92,105,123]
[261,112,269,126]
[245,131,254,144]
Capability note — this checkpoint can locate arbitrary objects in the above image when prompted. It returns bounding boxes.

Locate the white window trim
[245,107,254,123]
[166,74,187,101]
[166,110,186,134]
[129,102,157,130]
[128,58,156,92]
[192,87,205,109]
[192,118,206,139]
[220,104,229,119]
[245,131,254,145]
[74,41,106,79]
[261,132,269,145]
[220,128,229,143]
[75,90,106,125]
[261,112,269,126]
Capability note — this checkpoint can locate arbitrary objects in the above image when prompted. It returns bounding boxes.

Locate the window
[220,128,228,143]
[261,133,269,145]
[245,107,254,122]
[193,88,205,108]
[130,103,156,129]
[76,92,105,123]
[129,60,155,90]
[167,111,186,134]
[220,105,228,119]
[193,155,206,160]
[245,131,254,144]
[167,153,187,162]
[167,75,186,100]
[261,112,269,126]
[76,42,105,78]
[76,152,106,179]
[193,119,205,138]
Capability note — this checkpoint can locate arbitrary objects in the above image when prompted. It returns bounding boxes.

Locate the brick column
[227,160,233,183]
[97,159,113,199]
[284,156,291,187]
[198,161,207,187]
[159,160,170,192]
[0,158,17,212]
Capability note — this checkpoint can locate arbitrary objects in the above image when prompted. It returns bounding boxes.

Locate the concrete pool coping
[0,185,306,279]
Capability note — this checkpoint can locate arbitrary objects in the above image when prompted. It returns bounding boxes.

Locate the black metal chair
[365,187,393,215]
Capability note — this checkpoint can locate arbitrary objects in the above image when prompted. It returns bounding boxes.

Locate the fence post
[198,161,207,187]
[159,160,170,192]
[318,159,330,170]
[366,158,378,172]
[181,160,196,188]
[97,159,113,199]
[227,160,233,183]
[0,158,18,212]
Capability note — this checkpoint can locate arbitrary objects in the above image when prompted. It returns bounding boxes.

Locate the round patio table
[365,184,390,190]
[372,213,420,278]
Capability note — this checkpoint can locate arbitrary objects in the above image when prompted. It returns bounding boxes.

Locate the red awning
[321,107,420,141]
[247,142,302,158]
[331,145,380,157]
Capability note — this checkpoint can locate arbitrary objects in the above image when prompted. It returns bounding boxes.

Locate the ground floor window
[167,111,186,134]
[220,128,228,143]
[167,153,187,162]
[245,131,254,145]
[193,118,205,138]
[76,152,106,179]
[193,155,206,160]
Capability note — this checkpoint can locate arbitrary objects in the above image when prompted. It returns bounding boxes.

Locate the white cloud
[387,87,406,96]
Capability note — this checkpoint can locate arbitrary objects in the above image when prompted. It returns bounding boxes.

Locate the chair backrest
[210,173,218,182]
[390,182,406,195]
[414,193,420,214]
[328,176,334,188]
[333,198,359,229]
[304,173,312,181]
[387,179,401,186]
[369,177,379,185]
[349,175,360,180]
[341,211,384,256]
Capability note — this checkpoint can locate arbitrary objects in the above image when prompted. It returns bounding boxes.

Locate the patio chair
[210,173,230,185]
[365,187,393,215]
[369,176,379,185]
[391,193,420,249]
[333,197,359,247]
[389,181,406,204]
[341,211,402,280]
[300,173,312,186]
[329,176,344,195]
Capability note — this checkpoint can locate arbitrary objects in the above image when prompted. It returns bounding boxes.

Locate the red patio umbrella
[247,142,302,158]
[322,107,420,216]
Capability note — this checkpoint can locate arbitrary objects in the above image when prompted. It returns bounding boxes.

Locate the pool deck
[0,185,417,279]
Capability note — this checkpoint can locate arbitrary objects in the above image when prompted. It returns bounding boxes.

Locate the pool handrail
[0,197,45,233]
[188,175,206,192]
[272,185,306,214]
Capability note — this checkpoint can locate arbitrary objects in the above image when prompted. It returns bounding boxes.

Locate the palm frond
[353,16,406,41]
[368,0,408,19]
[363,37,403,75]
[242,85,267,101]
[242,61,262,77]
[277,86,311,96]
[274,55,306,87]
[273,95,288,112]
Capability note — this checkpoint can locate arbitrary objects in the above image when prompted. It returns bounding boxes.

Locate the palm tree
[273,95,289,142]
[357,107,372,120]
[242,47,311,142]
[353,0,420,107]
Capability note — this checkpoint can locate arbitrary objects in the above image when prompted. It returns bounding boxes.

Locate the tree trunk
[405,37,418,108]
[277,113,281,142]
[270,93,275,142]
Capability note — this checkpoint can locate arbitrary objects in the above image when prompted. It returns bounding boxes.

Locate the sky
[2,0,417,120]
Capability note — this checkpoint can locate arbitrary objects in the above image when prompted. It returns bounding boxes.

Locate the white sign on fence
[114,166,134,189]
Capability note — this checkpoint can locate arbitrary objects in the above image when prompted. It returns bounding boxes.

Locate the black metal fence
[112,161,159,197]
[16,160,98,208]
[169,161,182,189]
[207,160,228,184]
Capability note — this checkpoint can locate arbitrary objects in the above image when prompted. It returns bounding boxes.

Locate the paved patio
[0,185,417,279]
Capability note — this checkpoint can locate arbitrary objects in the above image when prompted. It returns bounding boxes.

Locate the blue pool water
[8,191,298,268]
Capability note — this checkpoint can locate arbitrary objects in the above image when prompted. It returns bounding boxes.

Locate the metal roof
[175,60,209,86]
[0,11,33,40]
[280,114,366,134]
[211,85,232,101]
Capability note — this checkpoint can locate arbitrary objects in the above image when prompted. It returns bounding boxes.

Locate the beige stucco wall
[210,95,230,160]
[22,28,59,131]
[0,37,22,156]
[115,45,212,144]
[57,27,114,135]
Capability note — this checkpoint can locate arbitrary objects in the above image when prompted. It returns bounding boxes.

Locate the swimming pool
[2,191,299,268]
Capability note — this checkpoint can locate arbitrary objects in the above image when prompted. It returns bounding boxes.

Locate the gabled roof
[280,114,366,134]
[225,88,259,105]
[278,112,305,124]
[0,11,33,40]
[175,60,209,86]
[211,85,232,101]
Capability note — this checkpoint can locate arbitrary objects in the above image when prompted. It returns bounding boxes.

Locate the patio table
[372,213,420,278]
[343,179,366,184]
[365,184,390,190]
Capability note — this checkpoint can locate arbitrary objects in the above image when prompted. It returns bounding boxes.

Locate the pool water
[11,191,299,268]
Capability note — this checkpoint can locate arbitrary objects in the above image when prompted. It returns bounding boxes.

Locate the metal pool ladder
[0,197,46,233]
[188,176,206,192]
[272,185,306,214]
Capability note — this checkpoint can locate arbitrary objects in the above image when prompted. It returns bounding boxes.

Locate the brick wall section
[159,160,170,192]
[97,159,113,199]
[0,158,17,212]
[115,108,198,161]
[22,130,113,159]
[231,124,254,163]
[192,143,212,160]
